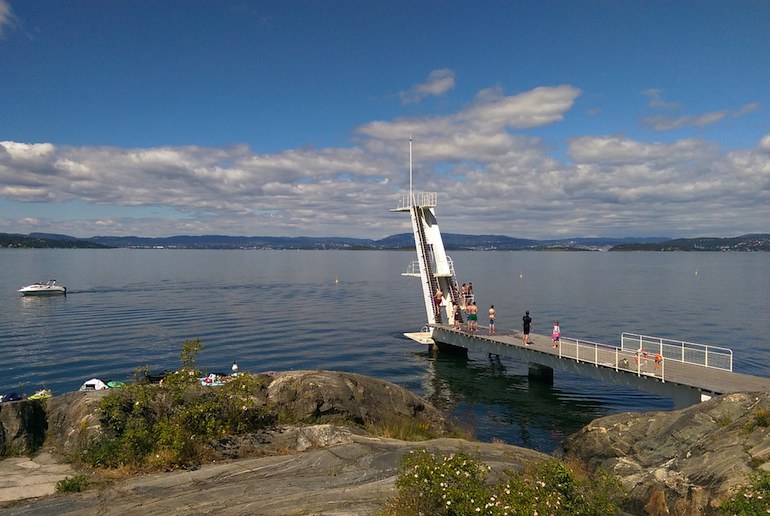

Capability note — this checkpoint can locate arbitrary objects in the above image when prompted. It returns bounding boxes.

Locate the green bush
[382,449,625,515]
[180,338,204,371]
[718,469,770,514]
[82,370,274,470]
[496,459,624,515]
[56,474,90,493]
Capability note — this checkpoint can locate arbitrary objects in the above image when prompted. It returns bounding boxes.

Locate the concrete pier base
[528,363,554,384]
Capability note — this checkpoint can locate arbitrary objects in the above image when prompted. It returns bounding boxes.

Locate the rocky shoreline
[2,370,770,514]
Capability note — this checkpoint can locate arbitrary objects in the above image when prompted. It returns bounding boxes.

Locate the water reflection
[417,349,613,452]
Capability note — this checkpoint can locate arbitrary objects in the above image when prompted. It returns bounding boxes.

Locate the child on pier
[552,321,560,348]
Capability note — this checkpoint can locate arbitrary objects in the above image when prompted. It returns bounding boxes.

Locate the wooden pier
[426,325,770,408]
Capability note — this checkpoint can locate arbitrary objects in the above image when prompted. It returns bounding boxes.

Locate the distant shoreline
[3,232,769,251]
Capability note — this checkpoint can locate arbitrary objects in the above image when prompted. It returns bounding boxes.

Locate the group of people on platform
[444,281,561,349]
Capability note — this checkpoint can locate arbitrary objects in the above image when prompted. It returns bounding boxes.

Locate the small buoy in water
[695,270,699,276]
[335,275,339,284]
[519,273,523,279]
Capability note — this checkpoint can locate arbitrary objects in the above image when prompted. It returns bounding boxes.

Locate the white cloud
[0,0,16,39]
[567,136,715,166]
[644,102,760,131]
[1,83,769,240]
[759,133,770,153]
[642,89,681,110]
[399,69,456,104]
[361,85,581,143]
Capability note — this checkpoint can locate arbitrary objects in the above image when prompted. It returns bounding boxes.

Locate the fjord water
[2,249,769,452]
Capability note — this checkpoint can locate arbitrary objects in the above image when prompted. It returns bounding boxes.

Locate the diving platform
[404,331,435,345]
[394,140,770,409]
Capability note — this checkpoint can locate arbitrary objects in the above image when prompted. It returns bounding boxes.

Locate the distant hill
[0,233,110,249]
[371,233,666,250]
[85,234,376,250]
[609,234,770,251]
[377,233,542,250]
[3,232,767,251]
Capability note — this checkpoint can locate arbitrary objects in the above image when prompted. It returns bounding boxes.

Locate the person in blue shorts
[488,305,496,334]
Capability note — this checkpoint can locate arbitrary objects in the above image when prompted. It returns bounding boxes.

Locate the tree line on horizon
[2,231,769,251]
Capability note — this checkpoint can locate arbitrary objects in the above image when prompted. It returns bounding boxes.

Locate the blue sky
[1,1,769,239]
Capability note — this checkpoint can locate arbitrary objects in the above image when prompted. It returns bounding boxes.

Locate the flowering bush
[383,449,625,515]
[389,448,494,515]
[719,470,770,514]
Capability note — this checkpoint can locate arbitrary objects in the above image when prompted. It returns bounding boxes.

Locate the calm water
[2,249,769,453]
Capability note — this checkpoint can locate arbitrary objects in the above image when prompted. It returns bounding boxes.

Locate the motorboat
[17,279,67,296]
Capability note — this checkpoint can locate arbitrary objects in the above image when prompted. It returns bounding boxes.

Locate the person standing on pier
[467,302,478,333]
[488,305,496,334]
[552,321,560,348]
[453,303,462,330]
[522,310,532,345]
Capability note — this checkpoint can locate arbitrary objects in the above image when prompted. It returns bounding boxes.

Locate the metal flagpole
[409,136,414,206]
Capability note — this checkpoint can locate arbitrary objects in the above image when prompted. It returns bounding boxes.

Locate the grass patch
[56,474,90,493]
[365,415,441,441]
[743,407,770,435]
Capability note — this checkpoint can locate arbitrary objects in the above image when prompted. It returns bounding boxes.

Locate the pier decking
[427,324,770,408]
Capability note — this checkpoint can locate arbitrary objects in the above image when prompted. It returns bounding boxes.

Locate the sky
[1,1,769,240]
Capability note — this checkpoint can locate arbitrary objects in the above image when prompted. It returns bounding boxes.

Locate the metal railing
[395,192,437,211]
[403,256,457,279]
[556,336,666,380]
[403,260,421,277]
[439,322,739,383]
[620,332,733,372]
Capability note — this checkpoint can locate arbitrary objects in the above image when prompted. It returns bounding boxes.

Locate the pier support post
[435,341,469,358]
[528,363,553,385]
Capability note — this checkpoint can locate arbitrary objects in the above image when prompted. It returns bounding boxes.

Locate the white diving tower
[392,140,463,345]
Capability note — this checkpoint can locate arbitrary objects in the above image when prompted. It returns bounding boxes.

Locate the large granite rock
[265,370,450,429]
[11,370,770,514]
[39,371,452,456]
[563,391,770,515]
[6,431,548,515]
[0,400,47,457]
[44,390,110,452]
[2,371,547,513]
